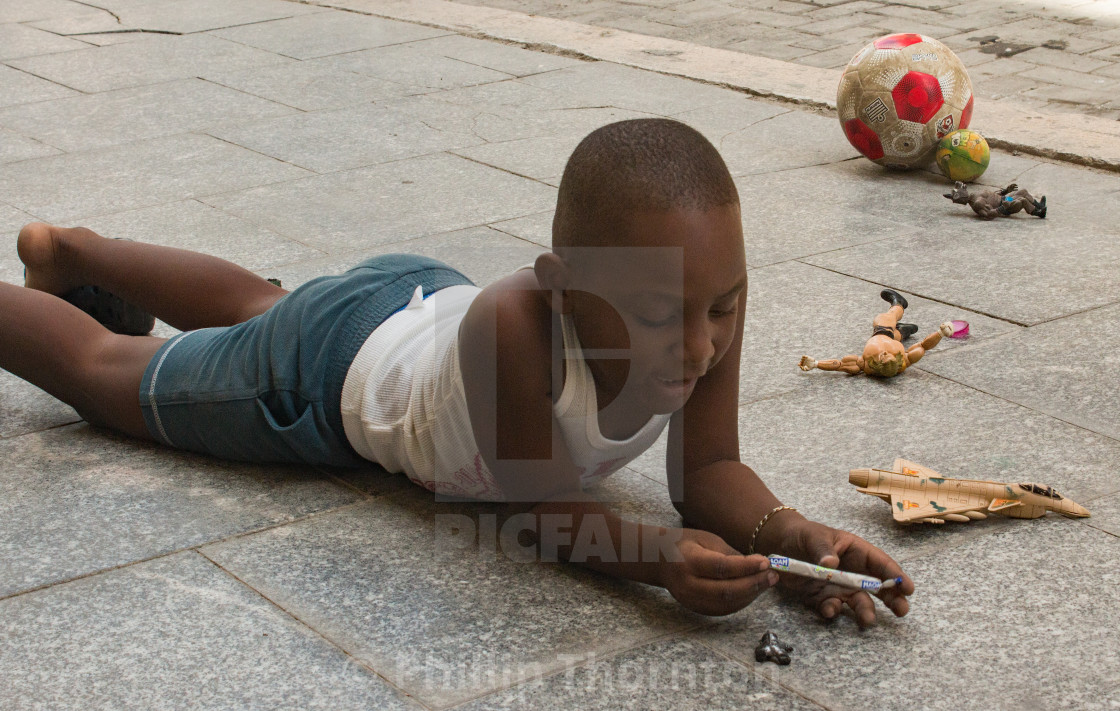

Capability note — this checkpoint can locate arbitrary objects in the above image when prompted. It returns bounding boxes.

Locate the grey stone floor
[1,2,1119,709]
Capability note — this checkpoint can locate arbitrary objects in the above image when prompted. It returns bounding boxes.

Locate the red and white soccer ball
[837,34,973,169]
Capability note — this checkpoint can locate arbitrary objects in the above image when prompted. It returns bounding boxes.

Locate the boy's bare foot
[17,222,89,296]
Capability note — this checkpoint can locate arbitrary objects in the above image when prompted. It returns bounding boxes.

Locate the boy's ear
[534,252,572,315]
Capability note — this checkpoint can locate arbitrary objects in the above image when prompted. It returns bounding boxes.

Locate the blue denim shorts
[138,254,474,467]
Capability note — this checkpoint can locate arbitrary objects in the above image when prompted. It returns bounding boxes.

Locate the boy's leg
[0,281,161,439]
[18,222,288,332]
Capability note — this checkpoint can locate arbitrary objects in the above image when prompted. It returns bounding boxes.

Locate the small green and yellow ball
[936,129,989,182]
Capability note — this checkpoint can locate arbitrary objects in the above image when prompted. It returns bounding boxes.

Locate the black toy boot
[880,289,908,310]
[1032,196,1046,219]
[896,322,919,340]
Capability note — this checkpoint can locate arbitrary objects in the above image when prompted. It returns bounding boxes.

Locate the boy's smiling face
[562,203,746,415]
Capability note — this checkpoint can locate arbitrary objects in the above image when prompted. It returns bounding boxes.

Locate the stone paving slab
[0,133,311,224]
[668,92,789,136]
[489,209,552,247]
[696,517,1120,711]
[79,199,325,273]
[733,164,915,266]
[1086,491,1120,538]
[401,82,658,144]
[0,126,60,165]
[205,99,490,174]
[693,107,861,178]
[803,217,1120,327]
[740,373,1120,547]
[208,9,449,60]
[919,302,1120,442]
[796,157,1120,326]
[314,42,515,93]
[0,78,297,153]
[0,21,89,60]
[1012,157,1120,200]
[517,60,748,116]
[453,637,826,711]
[201,483,700,709]
[202,59,422,112]
[0,372,79,440]
[451,133,589,186]
[26,0,323,36]
[202,152,556,253]
[7,33,294,94]
[0,62,77,109]
[0,423,361,598]
[405,33,582,77]
[0,551,418,711]
[627,369,1120,559]
[0,203,35,243]
[0,0,97,24]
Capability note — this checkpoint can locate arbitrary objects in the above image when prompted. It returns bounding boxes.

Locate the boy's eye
[710,302,738,318]
[635,312,677,327]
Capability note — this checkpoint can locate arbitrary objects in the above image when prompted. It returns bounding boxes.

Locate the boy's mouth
[655,376,697,394]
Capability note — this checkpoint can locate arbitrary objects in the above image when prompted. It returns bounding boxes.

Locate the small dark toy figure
[944,181,1047,220]
[799,290,952,378]
[755,631,793,665]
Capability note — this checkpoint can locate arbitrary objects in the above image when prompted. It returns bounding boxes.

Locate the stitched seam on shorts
[148,332,191,447]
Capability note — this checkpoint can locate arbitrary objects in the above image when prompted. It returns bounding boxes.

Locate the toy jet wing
[889,493,1019,524]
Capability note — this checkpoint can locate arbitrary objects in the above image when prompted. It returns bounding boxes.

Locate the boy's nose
[680,321,716,373]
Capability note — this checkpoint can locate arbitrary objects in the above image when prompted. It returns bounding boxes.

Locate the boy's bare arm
[459,283,775,615]
[669,291,792,548]
[669,292,914,626]
[525,494,776,616]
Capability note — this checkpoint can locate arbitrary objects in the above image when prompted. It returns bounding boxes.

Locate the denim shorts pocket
[257,389,312,429]
[254,391,336,464]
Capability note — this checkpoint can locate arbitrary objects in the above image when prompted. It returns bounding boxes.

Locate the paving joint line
[195,549,434,710]
[691,635,835,711]
[440,625,704,709]
[915,367,1120,446]
[791,260,1034,327]
[0,497,374,604]
[1024,298,1120,327]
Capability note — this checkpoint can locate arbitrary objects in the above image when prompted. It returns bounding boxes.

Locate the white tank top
[340,283,671,500]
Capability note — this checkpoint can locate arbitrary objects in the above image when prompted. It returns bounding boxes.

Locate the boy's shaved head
[553,119,738,252]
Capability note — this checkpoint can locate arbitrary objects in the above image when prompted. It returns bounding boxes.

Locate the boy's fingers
[689,549,769,580]
[818,597,842,619]
[882,591,910,617]
[840,543,915,596]
[692,571,777,611]
[845,591,878,628]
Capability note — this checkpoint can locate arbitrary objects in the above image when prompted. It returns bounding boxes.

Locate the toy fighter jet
[849,459,1090,524]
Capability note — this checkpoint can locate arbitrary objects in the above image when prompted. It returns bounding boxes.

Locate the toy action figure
[943,181,1046,220]
[799,290,952,378]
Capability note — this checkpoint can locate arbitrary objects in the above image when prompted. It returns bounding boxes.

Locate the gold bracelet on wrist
[747,505,797,555]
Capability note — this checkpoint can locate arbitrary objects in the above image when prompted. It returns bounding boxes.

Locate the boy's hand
[770,519,914,628]
[660,529,778,616]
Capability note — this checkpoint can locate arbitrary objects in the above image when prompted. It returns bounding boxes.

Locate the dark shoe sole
[62,284,155,335]
[880,289,908,310]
